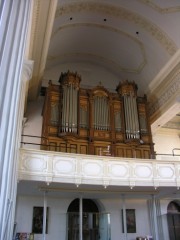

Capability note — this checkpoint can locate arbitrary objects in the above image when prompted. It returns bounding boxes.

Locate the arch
[167,200,180,240]
[167,201,180,213]
[67,198,99,213]
[67,198,100,240]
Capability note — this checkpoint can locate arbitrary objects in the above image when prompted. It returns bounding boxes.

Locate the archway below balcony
[67,198,99,240]
[167,200,180,240]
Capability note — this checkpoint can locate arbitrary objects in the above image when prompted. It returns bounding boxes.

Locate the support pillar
[0,1,33,239]
[43,192,47,240]
[79,196,83,240]
[122,195,127,240]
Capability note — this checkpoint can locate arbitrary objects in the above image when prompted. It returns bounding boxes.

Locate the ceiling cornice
[55,2,177,55]
[148,49,180,95]
[28,0,58,100]
[137,0,180,13]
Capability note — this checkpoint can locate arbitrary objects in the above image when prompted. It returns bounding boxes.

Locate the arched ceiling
[28,0,180,130]
[42,0,180,95]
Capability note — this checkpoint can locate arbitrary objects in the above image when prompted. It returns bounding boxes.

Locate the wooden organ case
[42,71,154,159]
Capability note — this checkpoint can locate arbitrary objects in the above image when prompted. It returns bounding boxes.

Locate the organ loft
[41,71,154,159]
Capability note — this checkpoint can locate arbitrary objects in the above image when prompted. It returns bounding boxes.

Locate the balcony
[18,148,180,189]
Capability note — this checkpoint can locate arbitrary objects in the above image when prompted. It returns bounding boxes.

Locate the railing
[19,147,180,189]
[21,135,112,155]
[21,135,180,159]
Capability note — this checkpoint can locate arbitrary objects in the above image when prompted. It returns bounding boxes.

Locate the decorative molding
[29,0,41,57]
[147,49,180,94]
[19,149,180,188]
[149,71,180,116]
[47,52,145,73]
[55,2,177,55]
[23,60,34,80]
[137,0,180,13]
[28,0,58,100]
[163,121,180,130]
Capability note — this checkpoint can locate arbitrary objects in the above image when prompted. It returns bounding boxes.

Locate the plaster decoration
[28,0,58,100]
[19,149,180,187]
[82,161,103,176]
[23,60,34,81]
[149,71,180,116]
[29,0,41,58]
[53,159,75,174]
[108,163,128,177]
[137,0,180,13]
[135,165,152,178]
[55,2,177,55]
[51,23,146,73]
[148,50,180,95]
[47,52,144,73]
[23,156,47,172]
[38,1,58,73]
[163,121,180,130]
[157,165,175,178]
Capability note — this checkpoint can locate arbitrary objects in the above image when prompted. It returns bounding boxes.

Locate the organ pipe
[59,71,81,134]
[43,74,154,158]
[117,81,140,140]
[93,96,109,130]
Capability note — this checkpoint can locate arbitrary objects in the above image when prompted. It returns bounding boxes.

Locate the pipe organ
[59,72,80,133]
[42,71,154,158]
[116,81,140,140]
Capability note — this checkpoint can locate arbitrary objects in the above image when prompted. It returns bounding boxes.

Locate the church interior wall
[153,129,180,156]
[15,195,154,240]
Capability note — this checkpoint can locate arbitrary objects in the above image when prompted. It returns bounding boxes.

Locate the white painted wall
[21,97,44,150]
[153,128,180,158]
[15,195,152,240]
[43,62,121,93]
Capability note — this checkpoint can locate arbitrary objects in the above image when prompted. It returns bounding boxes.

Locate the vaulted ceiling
[28,0,180,131]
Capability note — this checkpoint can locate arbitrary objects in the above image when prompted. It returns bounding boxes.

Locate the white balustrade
[19,148,180,188]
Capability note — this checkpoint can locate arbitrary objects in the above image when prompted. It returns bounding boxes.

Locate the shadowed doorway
[167,201,180,240]
[67,198,99,240]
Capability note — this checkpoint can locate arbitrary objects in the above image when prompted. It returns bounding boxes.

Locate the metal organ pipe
[62,86,66,132]
[133,96,140,138]
[59,72,81,134]
[74,88,78,132]
[124,95,129,139]
[104,98,107,130]
[94,97,97,129]
[93,96,110,131]
[100,97,103,130]
[129,94,135,138]
[69,85,72,132]
[105,97,108,130]
[97,97,100,130]
[123,93,140,140]
[93,98,96,129]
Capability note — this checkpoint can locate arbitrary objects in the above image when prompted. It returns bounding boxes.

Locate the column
[122,195,127,240]
[0,1,33,239]
[148,195,163,240]
[43,192,47,240]
[79,196,83,240]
